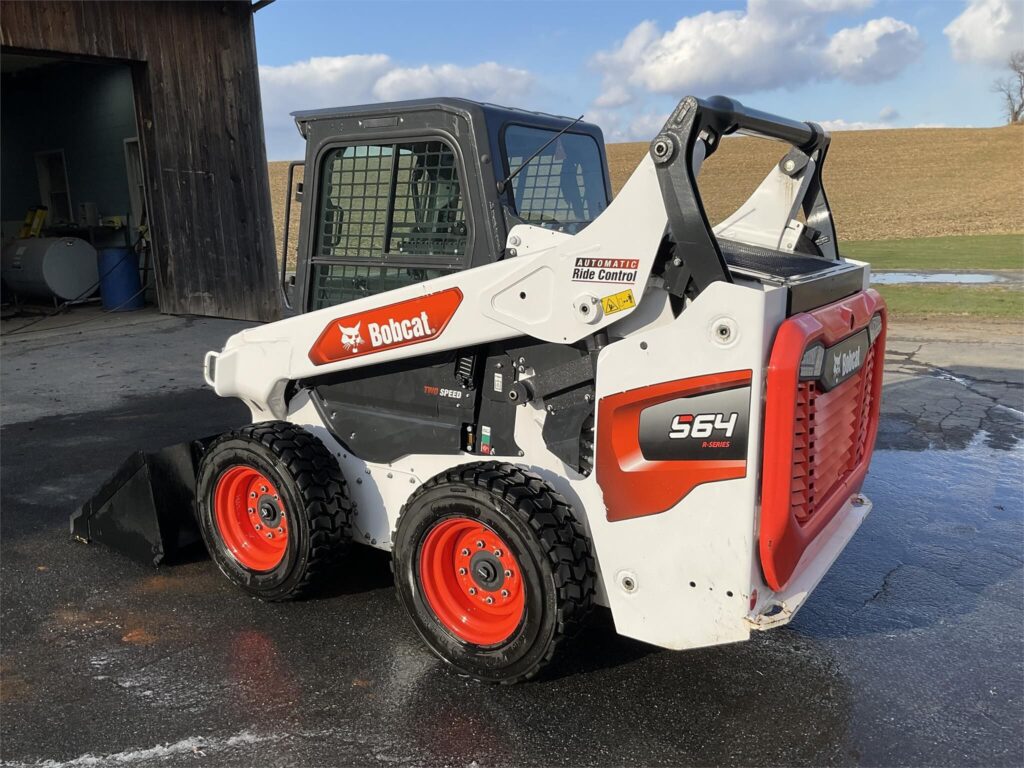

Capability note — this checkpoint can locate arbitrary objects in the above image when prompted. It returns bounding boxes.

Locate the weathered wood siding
[1,1,281,321]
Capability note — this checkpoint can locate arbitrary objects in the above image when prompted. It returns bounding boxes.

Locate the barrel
[97,247,144,311]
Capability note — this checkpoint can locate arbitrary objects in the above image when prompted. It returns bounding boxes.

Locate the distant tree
[992,49,1024,124]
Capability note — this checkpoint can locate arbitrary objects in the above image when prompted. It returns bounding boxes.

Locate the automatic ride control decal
[308,287,463,365]
[572,257,639,284]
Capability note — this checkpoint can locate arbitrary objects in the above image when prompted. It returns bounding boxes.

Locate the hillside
[269,125,1023,262]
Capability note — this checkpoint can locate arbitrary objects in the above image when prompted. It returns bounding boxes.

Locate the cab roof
[291,97,602,137]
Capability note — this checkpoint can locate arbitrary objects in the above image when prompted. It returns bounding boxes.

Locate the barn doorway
[0,48,157,331]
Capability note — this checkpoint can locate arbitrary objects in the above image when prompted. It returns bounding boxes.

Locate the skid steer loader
[73,95,886,683]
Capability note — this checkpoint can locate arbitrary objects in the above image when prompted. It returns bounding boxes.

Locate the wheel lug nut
[260,486,268,492]
[501,589,509,598]
[460,548,470,556]
[485,596,494,604]
[458,567,467,575]
[248,508,254,514]
[255,524,262,531]
[493,549,502,557]
[277,527,284,534]
[476,540,485,548]
[504,569,512,578]
[468,587,477,595]
[250,492,257,498]
[266,532,274,539]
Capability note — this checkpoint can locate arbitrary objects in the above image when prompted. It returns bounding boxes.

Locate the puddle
[871,272,1008,285]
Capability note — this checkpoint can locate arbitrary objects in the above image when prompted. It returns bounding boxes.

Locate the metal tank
[1,237,99,302]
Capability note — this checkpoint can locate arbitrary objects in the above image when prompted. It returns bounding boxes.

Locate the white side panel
[583,281,787,650]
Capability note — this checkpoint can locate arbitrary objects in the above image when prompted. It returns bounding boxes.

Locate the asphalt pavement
[1,312,1021,767]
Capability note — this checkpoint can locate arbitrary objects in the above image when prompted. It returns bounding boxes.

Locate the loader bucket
[71,441,211,567]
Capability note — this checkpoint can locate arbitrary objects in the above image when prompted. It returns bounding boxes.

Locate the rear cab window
[502,125,608,233]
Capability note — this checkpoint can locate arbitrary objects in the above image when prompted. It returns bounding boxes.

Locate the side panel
[584,281,787,649]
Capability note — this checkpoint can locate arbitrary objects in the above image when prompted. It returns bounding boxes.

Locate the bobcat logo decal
[308,288,464,366]
[338,322,364,353]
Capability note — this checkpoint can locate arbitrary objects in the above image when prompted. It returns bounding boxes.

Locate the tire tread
[202,420,352,601]
[396,461,596,683]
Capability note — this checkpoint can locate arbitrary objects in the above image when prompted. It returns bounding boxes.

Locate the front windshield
[503,125,608,232]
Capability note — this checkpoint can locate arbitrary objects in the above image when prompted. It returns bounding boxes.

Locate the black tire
[196,421,352,601]
[392,461,595,683]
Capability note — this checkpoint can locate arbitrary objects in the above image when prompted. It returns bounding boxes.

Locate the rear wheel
[393,462,595,683]
[197,421,351,601]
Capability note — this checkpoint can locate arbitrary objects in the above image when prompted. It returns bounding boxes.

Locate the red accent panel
[597,370,752,522]
[308,287,463,366]
[760,289,887,591]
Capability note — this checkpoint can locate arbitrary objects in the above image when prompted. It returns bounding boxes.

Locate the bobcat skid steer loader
[74,95,886,683]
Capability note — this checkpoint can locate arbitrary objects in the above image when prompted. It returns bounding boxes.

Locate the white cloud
[591,1,922,104]
[818,118,892,131]
[944,0,1023,66]
[592,84,634,109]
[879,105,900,122]
[372,62,533,102]
[824,18,923,84]
[259,55,535,159]
[817,119,949,131]
[586,107,669,143]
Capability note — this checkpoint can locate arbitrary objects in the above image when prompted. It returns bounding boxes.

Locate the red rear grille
[759,290,886,592]
[790,343,877,526]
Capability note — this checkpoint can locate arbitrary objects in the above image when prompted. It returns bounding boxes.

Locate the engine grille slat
[789,344,877,527]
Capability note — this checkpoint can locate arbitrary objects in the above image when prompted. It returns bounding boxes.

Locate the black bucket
[71,440,212,566]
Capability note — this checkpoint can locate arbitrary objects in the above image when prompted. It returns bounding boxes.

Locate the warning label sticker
[601,289,636,316]
[572,257,639,284]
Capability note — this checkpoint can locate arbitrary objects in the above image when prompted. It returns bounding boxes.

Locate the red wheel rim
[418,517,526,646]
[214,465,289,572]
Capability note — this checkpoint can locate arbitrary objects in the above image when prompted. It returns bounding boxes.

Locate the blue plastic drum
[97,247,144,311]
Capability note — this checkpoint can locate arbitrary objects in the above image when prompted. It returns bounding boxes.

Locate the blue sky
[254,0,1023,159]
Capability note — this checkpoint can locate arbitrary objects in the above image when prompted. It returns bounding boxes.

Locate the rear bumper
[748,492,872,629]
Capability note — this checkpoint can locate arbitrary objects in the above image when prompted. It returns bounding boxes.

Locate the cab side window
[310,140,468,310]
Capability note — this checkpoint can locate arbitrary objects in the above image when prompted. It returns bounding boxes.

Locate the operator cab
[285,98,612,313]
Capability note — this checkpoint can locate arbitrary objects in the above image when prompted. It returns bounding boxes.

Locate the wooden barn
[0,0,281,322]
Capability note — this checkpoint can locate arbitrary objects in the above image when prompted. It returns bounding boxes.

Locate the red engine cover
[760,289,887,591]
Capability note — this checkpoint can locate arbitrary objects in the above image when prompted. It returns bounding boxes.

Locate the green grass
[875,284,1024,318]
[842,234,1024,271]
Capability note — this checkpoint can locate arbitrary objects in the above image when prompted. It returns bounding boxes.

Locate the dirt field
[269,125,1023,264]
[605,126,1024,241]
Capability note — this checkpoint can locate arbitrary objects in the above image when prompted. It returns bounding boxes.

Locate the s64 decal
[669,412,738,440]
[638,385,750,461]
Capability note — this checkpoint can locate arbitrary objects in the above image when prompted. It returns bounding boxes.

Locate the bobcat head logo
[338,322,364,353]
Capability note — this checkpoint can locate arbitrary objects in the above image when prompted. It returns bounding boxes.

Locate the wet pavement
[1,315,1022,767]
[870,272,1013,285]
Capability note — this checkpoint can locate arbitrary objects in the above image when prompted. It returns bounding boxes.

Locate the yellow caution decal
[601,288,636,316]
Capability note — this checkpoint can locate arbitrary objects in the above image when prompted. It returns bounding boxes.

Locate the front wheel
[393,462,595,683]
[196,421,351,601]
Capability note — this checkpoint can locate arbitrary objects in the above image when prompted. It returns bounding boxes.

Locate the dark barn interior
[1,1,280,322]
